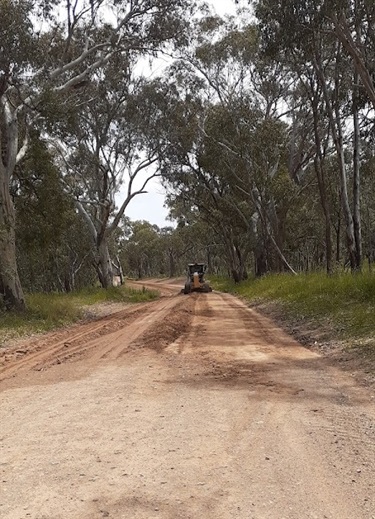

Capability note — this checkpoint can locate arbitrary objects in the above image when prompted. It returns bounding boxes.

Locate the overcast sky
[125,0,237,228]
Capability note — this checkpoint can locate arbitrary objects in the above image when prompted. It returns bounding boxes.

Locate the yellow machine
[182,263,212,294]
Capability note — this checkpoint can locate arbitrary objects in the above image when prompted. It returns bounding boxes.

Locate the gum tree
[53,73,164,289]
[0,0,194,309]
[255,0,370,271]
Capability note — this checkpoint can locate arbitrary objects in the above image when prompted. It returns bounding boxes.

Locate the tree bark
[255,245,268,277]
[313,51,357,271]
[219,229,245,283]
[336,194,342,264]
[0,95,27,310]
[168,250,176,278]
[311,96,333,274]
[332,14,375,110]
[0,166,26,311]
[335,108,357,270]
[353,69,362,270]
[97,239,113,289]
[251,188,297,275]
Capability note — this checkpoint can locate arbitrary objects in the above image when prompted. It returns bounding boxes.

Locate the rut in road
[0,294,193,384]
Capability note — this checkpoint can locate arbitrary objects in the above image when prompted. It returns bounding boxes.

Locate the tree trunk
[168,250,176,278]
[225,238,248,283]
[0,168,26,311]
[64,271,73,293]
[251,189,297,275]
[116,255,124,285]
[335,108,357,271]
[255,245,268,277]
[314,51,357,270]
[314,157,333,274]
[234,244,247,281]
[353,71,362,270]
[336,202,342,264]
[311,97,333,274]
[97,239,113,289]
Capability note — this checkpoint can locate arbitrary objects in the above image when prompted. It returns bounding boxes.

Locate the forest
[1,0,374,312]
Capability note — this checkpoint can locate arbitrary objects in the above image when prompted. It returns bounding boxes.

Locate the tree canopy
[1,0,375,310]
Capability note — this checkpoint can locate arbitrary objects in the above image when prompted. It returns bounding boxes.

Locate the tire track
[0,301,162,382]
[0,294,188,384]
[91,296,185,361]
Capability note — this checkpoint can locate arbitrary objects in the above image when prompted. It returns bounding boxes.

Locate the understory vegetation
[212,272,375,358]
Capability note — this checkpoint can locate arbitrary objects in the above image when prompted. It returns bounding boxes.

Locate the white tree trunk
[314,51,357,270]
[0,165,26,311]
[97,239,113,289]
[353,69,362,269]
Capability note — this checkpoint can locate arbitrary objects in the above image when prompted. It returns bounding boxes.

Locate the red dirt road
[1,280,375,519]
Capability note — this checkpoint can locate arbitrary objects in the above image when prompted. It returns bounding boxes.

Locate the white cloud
[124,177,171,228]
[209,0,237,16]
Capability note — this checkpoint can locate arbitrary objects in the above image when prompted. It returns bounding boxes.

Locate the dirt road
[1,279,375,519]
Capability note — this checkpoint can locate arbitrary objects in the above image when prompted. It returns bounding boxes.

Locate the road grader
[182,263,213,294]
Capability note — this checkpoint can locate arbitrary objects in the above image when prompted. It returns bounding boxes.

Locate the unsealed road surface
[1,280,375,519]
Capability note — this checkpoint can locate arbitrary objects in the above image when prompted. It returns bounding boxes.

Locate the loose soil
[1,279,374,519]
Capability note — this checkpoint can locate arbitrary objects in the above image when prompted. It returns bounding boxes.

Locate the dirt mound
[131,294,196,352]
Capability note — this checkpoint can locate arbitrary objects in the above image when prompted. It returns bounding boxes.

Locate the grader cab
[182,263,213,294]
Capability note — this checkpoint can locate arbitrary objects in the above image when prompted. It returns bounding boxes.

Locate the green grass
[0,284,158,345]
[67,285,159,306]
[211,272,375,354]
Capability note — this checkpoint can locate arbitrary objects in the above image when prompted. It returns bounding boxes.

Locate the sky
[124,0,237,228]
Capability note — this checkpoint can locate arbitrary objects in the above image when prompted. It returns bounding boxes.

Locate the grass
[67,285,159,306]
[211,271,375,358]
[0,284,158,345]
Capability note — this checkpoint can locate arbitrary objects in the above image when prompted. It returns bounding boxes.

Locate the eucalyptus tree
[0,0,35,309]
[0,0,195,309]
[52,64,166,288]
[166,165,253,281]
[159,15,306,276]
[13,133,95,293]
[285,68,336,273]
[158,219,226,277]
[118,216,225,278]
[328,0,375,109]
[255,0,370,271]
[158,225,199,278]
[199,99,303,275]
[361,146,375,266]
[166,181,252,280]
[140,74,254,280]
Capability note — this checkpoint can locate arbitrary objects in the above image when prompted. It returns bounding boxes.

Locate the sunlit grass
[211,271,375,357]
[0,284,159,345]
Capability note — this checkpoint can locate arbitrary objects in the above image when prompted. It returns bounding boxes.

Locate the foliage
[0,0,198,310]
[119,218,224,279]
[14,134,96,292]
[154,1,375,280]
[2,0,375,318]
